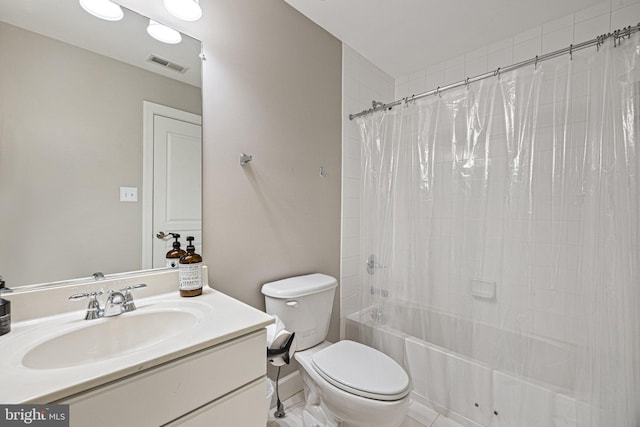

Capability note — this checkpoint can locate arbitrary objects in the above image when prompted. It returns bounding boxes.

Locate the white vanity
[0,268,273,426]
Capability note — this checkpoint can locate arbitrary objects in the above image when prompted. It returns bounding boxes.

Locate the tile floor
[267,393,464,427]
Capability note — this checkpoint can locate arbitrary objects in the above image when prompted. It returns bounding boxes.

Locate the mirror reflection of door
[142,102,202,268]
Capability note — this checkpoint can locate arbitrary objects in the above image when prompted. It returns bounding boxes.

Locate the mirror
[0,0,203,288]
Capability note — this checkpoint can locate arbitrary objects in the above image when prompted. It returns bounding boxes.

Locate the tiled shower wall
[395,0,640,100]
[340,0,640,338]
[340,46,394,337]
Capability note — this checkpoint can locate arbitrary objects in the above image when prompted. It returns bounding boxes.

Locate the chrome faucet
[69,283,147,320]
[103,290,126,317]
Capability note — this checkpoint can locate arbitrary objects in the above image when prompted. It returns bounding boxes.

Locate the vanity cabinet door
[59,330,266,427]
[164,377,266,426]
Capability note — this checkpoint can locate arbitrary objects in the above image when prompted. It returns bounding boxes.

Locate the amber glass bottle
[0,276,10,336]
[178,236,203,297]
[165,234,186,268]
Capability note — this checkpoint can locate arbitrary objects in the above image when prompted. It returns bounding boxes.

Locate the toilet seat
[311,340,410,401]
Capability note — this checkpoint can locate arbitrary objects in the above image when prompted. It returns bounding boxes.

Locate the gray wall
[119,0,343,346]
[202,2,342,325]
[0,22,202,286]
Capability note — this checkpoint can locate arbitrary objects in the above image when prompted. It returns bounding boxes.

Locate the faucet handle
[68,290,103,300]
[119,283,147,293]
[69,291,103,320]
[119,283,147,313]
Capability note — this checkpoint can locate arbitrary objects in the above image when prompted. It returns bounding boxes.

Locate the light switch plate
[120,187,138,202]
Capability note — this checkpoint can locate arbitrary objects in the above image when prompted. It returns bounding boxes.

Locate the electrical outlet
[120,187,138,202]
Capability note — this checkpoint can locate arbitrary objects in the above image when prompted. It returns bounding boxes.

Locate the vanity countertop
[0,280,273,403]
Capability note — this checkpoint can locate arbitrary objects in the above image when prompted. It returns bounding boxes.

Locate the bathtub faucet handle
[366,254,386,275]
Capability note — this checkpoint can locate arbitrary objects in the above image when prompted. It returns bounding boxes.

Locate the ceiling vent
[146,54,189,73]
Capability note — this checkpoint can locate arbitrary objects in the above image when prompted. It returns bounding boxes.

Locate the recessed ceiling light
[79,0,124,21]
[147,20,182,44]
[163,0,202,22]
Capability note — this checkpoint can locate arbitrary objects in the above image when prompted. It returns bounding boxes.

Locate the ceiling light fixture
[163,0,202,22]
[147,20,182,44]
[79,0,124,21]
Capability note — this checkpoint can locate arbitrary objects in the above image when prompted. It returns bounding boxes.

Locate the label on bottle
[0,313,10,336]
[179,263,202,291]
[166,258,180,268]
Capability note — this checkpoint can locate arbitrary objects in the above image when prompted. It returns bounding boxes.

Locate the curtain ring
[569,44,573,59]
[534,55,539,70]
[465,77,470,89]
[435,87,441,97]
[372,100,385,110]
[494,67,501,79]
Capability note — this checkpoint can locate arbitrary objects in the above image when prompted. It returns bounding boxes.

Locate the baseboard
[270,370,303,406]
[407,398,439,426]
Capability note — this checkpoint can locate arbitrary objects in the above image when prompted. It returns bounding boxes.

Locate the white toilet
[262,273,410,427]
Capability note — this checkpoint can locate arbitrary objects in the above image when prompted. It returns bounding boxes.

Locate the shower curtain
[355,33,640,427]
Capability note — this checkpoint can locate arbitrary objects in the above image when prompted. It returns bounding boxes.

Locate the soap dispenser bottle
[165,234,186,268]
[178,236,203,297]
[0,276,10,336]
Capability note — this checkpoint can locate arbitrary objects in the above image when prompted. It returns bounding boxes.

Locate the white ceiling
[0,0,201,87]
[284,0,605,78]
[3,1,608,85]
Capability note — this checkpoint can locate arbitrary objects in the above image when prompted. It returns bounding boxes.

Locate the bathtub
[345,302,594,427]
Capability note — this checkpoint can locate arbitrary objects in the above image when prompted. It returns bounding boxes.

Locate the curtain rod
[349,22,640,121]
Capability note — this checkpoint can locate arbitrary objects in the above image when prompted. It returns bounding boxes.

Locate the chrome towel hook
[240,153,253,166]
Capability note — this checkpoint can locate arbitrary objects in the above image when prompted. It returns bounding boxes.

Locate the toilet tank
[261,274,338,351]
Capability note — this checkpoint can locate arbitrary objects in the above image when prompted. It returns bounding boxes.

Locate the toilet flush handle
[286,300,298,307]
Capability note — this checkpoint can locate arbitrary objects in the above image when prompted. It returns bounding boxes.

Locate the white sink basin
[0,271,275,405]
[22,309,198,369]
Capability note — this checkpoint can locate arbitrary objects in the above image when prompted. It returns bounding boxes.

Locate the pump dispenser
[178,236,203,297]
[0,276,10,336]
[165,234,186,268]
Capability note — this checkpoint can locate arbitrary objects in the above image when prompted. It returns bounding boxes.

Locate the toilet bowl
[296,341,410,427]
[262,274,410,427]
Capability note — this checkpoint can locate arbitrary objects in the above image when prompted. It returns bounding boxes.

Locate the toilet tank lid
[261,274,338,298]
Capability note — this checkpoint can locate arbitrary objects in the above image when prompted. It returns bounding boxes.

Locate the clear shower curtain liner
[355,34,640,427]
